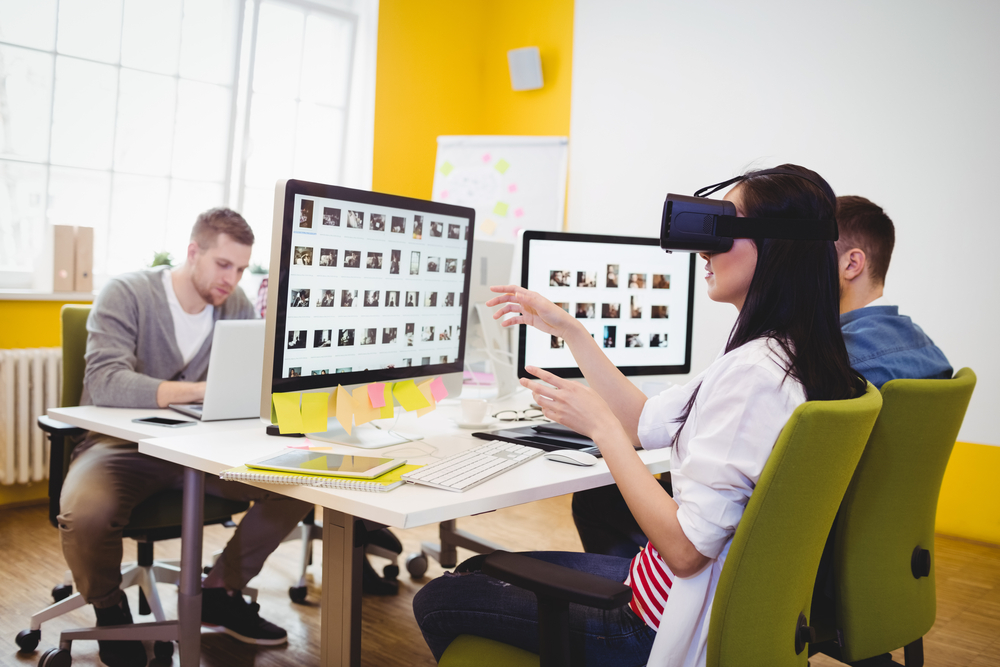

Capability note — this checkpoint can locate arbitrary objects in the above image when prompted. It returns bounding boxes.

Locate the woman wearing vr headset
[412,164,865,667]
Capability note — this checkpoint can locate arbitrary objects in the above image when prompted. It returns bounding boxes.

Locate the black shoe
[94,596,148,667]
[201,588,287,645]
[362,557,399,596]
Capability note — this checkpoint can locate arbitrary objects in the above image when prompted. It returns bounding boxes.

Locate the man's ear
[840,248,867,282]
[186,241,200,264]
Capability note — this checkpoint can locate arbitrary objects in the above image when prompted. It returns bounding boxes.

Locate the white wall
[567,0,1000,445]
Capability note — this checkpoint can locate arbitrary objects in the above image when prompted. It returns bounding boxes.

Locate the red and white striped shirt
[625,542,674,629]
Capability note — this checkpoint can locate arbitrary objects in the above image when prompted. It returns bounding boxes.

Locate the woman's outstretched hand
[486,285,576,339]
[520,366,621,442]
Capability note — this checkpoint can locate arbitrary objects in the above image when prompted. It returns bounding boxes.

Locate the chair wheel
[16,629,40,652]
[153,641,174,660]
[406,553,428,579]
[203,566,212,576]
[51,584,73,602]
[383,564,400,581]
[289,586,308,604]
[38,647,72,667]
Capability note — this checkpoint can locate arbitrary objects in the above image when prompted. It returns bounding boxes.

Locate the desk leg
[321,510,363,667]
[178,467,204,667]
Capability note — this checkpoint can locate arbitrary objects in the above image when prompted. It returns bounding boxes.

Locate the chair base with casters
[16,416,251,665]
[406,518,507,580]
[438,551,633,667]
[279,508,405,603]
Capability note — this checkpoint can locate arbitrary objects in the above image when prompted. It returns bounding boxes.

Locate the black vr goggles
[659,167,839,253]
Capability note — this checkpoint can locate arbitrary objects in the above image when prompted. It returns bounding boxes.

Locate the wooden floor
[2,496,999,667]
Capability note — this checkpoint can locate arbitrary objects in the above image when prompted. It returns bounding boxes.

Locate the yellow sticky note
[393,379,430,411]
[416,379,437,417]
[493,201,509,217]
[270,396,278,424]
[335,385,354,435]
[494,158,510,174]
[439,161,454,176]
[481,219,497,236]
[301,393,329,433]
[352,387,380,426]
[272,392,304,435]
[300,454,330,471]
[380,383,394,419]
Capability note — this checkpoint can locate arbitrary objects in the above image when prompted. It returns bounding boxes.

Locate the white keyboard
[402,441,543,492]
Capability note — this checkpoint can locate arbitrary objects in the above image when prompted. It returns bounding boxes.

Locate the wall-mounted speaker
[507,46,544,91]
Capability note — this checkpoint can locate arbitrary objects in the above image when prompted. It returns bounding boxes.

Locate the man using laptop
[570,195,953,558]
[59,208,311,667]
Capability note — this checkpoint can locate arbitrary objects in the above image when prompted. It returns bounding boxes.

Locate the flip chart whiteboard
[431,136,568,244]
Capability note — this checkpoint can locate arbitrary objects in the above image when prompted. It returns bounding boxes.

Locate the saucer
[454,419,497,430]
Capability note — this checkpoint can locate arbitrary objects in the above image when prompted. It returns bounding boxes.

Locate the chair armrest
[483,551,633,610]
[38,415,86,529]
[37,414,87,436]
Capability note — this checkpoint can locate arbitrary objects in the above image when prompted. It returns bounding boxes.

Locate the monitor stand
[306,422,424,449]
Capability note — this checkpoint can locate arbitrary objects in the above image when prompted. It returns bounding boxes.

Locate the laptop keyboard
[402,441,543,492]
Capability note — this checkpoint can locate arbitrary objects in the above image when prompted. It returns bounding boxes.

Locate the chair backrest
[60,304,92,408]
[707,382,882,667]
[832,368,976,662]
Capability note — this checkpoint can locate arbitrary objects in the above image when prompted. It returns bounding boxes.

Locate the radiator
[0,348,61,485]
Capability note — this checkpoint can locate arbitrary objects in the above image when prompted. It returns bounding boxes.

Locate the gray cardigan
[80,267,255,409]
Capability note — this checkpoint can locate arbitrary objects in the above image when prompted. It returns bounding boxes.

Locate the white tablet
[244,450,406,479]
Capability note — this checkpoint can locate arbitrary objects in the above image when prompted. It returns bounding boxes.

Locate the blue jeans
[412,551,656,666]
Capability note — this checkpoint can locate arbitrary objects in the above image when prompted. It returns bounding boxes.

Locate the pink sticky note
[429,376,448,401]
[368,383,387,408]
[286,441,310,449]
[482,153,491,162]
[440,190,449,199]
[508,183,518,193]
[512,226,523,239]
[514,208,524,218]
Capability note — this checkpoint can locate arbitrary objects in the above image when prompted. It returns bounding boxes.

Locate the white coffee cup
[461,398,489,424]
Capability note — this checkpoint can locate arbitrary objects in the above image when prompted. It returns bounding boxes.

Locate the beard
[192,272,231,306]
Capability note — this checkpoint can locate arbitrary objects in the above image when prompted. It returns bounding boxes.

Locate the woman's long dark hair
[674,164,865,442]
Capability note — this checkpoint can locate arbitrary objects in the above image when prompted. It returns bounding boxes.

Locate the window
[0,0,375,288]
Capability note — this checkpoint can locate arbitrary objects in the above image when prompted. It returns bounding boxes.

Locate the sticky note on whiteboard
[494,159,510,174]
[493,202,509,217]
[440,161,454,176]
[481,219,497,236]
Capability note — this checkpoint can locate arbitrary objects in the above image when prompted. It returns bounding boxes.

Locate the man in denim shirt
[835,196,952,388]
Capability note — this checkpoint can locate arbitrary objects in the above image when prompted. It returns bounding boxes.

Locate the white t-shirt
[637,337,807,667]
[162,269,214,365]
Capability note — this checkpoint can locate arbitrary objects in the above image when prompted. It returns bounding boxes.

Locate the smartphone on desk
[132,416,197,428]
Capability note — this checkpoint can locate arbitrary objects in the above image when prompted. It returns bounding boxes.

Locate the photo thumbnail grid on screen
[280,193,471,379]
[522,232,693,376]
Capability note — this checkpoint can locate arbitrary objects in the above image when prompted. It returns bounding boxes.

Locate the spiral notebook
[219,463,422,493]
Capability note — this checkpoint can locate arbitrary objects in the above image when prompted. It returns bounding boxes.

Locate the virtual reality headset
[660,167,839,253]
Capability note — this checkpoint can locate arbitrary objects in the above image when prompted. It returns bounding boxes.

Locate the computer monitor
[518,230,695,378]
[261,179,475,447]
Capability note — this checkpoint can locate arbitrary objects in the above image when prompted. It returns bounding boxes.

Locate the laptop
[169,319,265,421]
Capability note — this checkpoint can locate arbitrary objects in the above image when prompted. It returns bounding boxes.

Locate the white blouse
[637,337,807,667]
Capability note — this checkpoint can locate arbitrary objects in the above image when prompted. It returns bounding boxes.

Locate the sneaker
[93,596,148,667]
[200,587,287,645]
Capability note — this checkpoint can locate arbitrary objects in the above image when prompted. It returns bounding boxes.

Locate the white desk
[51,400,672,666]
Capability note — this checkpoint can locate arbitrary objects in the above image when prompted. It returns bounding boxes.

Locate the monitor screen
[264,180,475,397]
[518,231,695,378]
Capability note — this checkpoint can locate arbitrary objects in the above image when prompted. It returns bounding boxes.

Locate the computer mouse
[543,450,599,467]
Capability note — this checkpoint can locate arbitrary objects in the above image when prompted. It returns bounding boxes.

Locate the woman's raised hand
[520,366,620,442]
[486,285,576,338]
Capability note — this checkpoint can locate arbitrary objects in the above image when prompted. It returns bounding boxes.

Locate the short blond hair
[191,208,254,248]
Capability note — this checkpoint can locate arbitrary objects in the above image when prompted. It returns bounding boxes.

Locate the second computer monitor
[518,230,695,378]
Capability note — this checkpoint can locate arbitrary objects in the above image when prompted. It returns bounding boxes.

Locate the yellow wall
[372,0,574,199]
[936,441,1000,545]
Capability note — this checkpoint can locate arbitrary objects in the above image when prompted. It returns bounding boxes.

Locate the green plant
[249,262,268,275]
[150,251,173,268]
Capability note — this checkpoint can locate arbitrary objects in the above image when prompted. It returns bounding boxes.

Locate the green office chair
[810,368,977,667]
[438,383,883,667]
[16,304,251,665]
